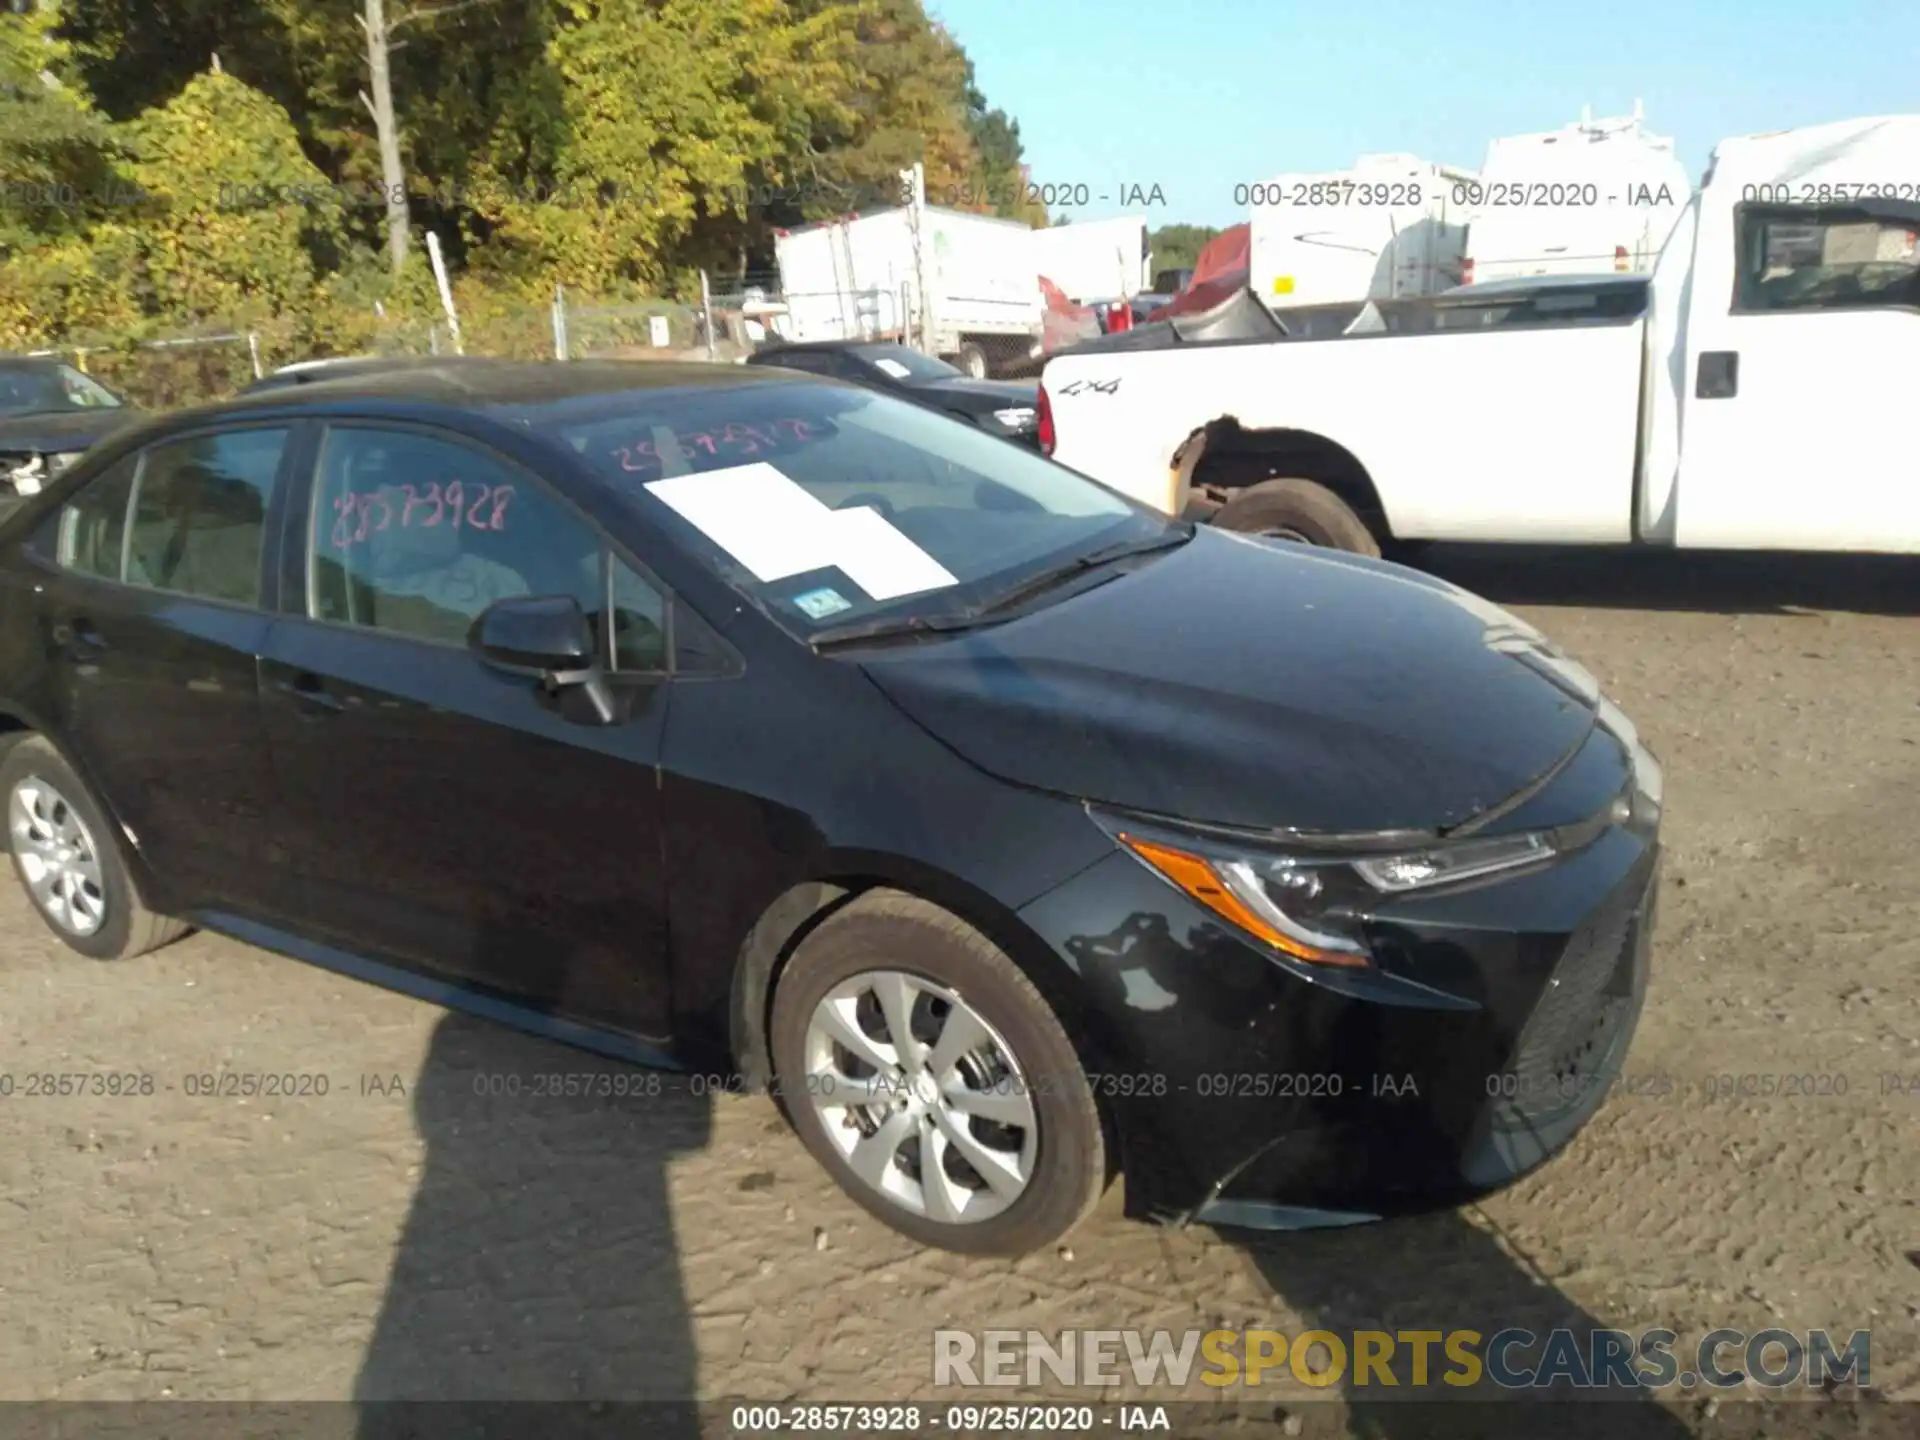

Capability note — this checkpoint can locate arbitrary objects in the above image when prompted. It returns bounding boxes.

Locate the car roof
[221,356,807,412]
[82,358,817,462]
[0,356,72,372]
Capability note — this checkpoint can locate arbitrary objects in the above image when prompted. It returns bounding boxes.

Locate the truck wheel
[769,890,1106,1256]
[1212,478,1380,558]
[950,343,989,379]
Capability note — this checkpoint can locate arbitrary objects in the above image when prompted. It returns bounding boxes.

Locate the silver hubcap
[9,776,106,937]
[803,970,1038,1224]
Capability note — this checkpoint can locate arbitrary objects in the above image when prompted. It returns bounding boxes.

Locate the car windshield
[847,344,962,383]
[553,381,1169,639]
[0,363,123,417]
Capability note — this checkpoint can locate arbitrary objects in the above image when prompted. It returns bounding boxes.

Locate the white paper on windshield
[643,462,957,601]
[873,358,914,380]
[822,503,957,599]
[644,464,837,581]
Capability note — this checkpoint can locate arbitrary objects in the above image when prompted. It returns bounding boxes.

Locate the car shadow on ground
[1230,1212,1697,1438]
[1403,544,1920,618]
[351,1012,710,1439]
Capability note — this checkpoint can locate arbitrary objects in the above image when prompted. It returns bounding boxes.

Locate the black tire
[1212,477,1381,557]
[0,735,188,961]
[769,890,1105,1256]
[950,342,989,379]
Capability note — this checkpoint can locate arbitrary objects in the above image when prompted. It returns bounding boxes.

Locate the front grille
[1496,875,1649,1128]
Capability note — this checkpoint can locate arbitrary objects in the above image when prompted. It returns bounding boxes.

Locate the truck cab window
[1739,209,1920,313]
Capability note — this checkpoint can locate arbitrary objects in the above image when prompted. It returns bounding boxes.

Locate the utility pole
[359,0,411,277]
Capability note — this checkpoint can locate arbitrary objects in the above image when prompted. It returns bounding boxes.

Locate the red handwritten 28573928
[331,482,516,548]
[611,418,822,477]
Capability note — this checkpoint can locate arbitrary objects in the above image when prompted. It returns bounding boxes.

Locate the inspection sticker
[792,587,854,620]
[643,462,957,601]
[873,358,914,379]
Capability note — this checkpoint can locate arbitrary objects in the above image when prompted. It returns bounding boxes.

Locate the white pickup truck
[1040,115,1920,557]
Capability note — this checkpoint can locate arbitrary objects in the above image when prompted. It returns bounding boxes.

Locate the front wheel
[1212,477,1381,557]
[769,891,1106,1256]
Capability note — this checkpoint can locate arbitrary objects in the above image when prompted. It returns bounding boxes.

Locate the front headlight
[46,450,85,476]
[1094,811,1560,968]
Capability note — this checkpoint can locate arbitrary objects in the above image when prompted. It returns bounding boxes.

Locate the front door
[1675,200,1920,552]
[34,427,302,919]
[258,421,677,1040]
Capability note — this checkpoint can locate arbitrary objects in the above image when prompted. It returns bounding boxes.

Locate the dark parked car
[242,354,466,394]
[0,359,1662,1256]
[747,340,1041,447]
[0,359,140,506]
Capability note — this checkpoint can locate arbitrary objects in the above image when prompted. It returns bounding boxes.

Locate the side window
[1738,207,1920,313]
[309,425,606,647]
[56,454,139,580]
[765,350,835,377]
[125,429,288,604]
[609,555,667,672]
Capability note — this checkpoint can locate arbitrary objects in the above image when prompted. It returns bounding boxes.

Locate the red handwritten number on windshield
[611,420,820,474]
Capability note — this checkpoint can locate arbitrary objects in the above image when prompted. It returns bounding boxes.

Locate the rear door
[33,424,303,918]
[257,420,679,1039]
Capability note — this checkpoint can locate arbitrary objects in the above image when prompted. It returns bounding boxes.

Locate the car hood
[916,377,1038,411]
[859,528,1599,836]
[0,409,140,453]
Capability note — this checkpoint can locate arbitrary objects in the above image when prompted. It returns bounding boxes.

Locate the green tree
[121,69,346,322]
[0,4,119,249]
[1148,223,1222,275]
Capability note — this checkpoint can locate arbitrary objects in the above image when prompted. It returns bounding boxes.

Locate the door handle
[276,673,346,715]
[1696,350,1739,399]
[51,619,107,659]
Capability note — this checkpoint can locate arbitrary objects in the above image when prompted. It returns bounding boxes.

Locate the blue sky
[939,0,1920,227]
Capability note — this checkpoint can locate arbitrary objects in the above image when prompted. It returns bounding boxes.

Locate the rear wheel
[949,342,989,379]
[769,891,1105,1256]
[1,736,187,960]
[1212,477,1381,557]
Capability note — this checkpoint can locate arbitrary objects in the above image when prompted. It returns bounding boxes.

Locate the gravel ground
[0,548,1914,1433]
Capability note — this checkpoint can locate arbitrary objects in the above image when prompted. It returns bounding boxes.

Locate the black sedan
[0,359,140,503]
[746,340,1041,447]
[0,359,1661,1256]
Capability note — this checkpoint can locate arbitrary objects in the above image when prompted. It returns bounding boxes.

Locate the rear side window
[1738,206,1920,313]
[56,455,139,579]
[124,429,289,604]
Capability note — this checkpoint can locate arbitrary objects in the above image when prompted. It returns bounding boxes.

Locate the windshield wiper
[808,522,1195,653]
[809,611,995,651]
[966,521,1195,617]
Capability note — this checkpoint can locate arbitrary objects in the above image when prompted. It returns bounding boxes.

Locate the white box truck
[1248,154,1481,307]
[1041,115,1920,558]
[1463,107,1693,284]
[1030,215,1151,305]
[773,206,1043,377]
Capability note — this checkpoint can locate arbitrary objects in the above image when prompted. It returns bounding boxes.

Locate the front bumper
[1015,729,1660,1226]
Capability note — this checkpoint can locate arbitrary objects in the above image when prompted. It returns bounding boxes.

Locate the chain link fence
[15,267,987,412]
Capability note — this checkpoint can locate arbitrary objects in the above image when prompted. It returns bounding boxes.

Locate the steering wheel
[834,492,896,519]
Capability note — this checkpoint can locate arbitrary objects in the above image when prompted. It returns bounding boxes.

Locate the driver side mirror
[470,595,617,724]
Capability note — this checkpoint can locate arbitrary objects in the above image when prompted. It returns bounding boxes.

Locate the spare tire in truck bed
[1210,478,1380,557]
